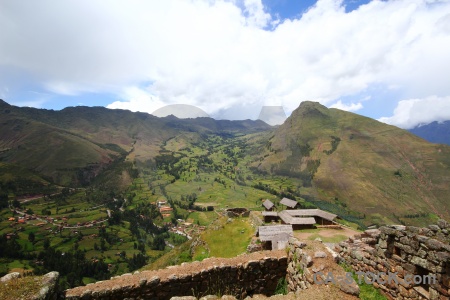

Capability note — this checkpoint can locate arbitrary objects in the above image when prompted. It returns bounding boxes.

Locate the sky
[1,0,450,129]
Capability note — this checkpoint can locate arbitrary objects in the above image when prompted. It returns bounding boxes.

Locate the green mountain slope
[0,114,120,186]
[0,100,271,187]
[256,101,450,225]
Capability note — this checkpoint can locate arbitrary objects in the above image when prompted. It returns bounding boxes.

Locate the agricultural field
[194,216,254,259]
[0,130,367,288]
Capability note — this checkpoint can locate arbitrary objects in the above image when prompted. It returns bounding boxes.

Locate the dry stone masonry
[336,220,450,300]
[285,238,360,297]
[65,252,287,300]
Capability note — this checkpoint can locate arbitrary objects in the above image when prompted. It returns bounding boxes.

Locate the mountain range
[409,121,450,146]
[1,99,449,225]
[0,99,270,187]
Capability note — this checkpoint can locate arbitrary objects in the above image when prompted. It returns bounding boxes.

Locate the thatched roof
[278,211,316,225]
[262,211,278,217]
[280,197,298,208]
[258,225,293,241]
[262,199,274,210]
[285,209,337,222]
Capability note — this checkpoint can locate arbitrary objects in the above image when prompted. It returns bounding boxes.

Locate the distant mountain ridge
[0,99,271,186]
[409,120,450,145]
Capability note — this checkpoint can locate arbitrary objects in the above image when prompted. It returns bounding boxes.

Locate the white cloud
[330,100,363,112]
[378,96,450,129]
[243,0,272,28]
[107,87,166,113]
[1,0,450,120]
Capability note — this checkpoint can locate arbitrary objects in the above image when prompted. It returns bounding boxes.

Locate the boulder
[338,281,360,296]
[0,272,20,282]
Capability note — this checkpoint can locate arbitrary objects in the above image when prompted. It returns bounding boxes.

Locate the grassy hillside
[256,101,450,226]
[0,114,120,186]
[0,100,271,187]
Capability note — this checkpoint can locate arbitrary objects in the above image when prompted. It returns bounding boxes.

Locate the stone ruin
[225,208,250,218]
[336,220,450,299]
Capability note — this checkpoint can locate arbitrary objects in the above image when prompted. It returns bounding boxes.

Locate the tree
[151,235,166,251]
[12,199,21,208]
[100,238,107,252]
[28,232,35,244]
[43,238,50,250]
[0,192,8,209]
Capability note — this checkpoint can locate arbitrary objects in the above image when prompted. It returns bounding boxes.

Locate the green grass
[358,282,389,300]
[274,277,288,295]
[6,260,28,270]
[82,277,97,285]
[141,240,192,271]
[193,245,209,261]
[199,217,253,258]
[340,263,388,300]
[187,211,218,226]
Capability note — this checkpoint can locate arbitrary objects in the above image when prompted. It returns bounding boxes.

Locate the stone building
[257,225,293,250]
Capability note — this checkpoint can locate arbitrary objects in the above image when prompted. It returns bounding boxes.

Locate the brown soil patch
[291,240,359,300]
[294,227,359,240]
[249,242,359,300]
[252,284,358,299]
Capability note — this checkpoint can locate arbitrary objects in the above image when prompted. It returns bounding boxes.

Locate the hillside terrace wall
[336,220,450,300]
[65,251,287,300]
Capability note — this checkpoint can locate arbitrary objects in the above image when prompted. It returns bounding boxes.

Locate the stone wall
[65,253,287,300]
[285,238,360,296]
[225,208,250,218]
[336,220,450,300]
[249,211,263,227]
